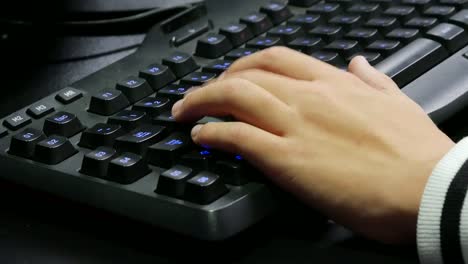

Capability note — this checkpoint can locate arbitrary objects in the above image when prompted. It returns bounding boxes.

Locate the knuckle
[260,46,289,61]
[221,78,248,102]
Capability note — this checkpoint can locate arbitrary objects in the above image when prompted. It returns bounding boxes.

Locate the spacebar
[375,38,449,87]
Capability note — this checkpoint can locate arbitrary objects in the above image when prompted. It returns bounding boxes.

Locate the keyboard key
[386,28,422,44]
[153,111,180,132]
[215,155,251,186]
[345,28,382,45]
[289,0,320,7]
[311,51,344,65]
[426,23,468,52]
[184,171,228,205]
[34,135,78,165]
[267,25,304,43]
[162,52,199,78]
[439,0,468,8]
[88,89,130,116]
[172,23,210,47]
[260,1,293,25]
[202,60,233,75]
[108,110,150,131]
[8,128,46,158]
[329,14,363,30]
[450,9,468,28]
[43,111,85,137]
[195,33,233,59]
[365,17,400,34]
[3,112,32,131]
[55,88,83,105]
[155,165,194,198]
[224,48,258,61]
[366,40,402,56]
[405,16,439,30]
[309,25,344,42]
[80,147,117,178]
[0,128,7,138]
[158,84,191,100]
[246,36,283,49]
[219,23,254,47]
[180,72,217,86]
[401,0,432,11]
[375,38,449,87]
[114,125,167,155]
[424,5,457,20]
[139,63,176,91]
[347,52,383,65]
[288,14,323,30]
[148,133,192,168]
[325,40,362,57]
[115,76,154,103]
[181,149,215,170]
[383,6,417,22]
[327,0,354,7]
[307,3,342,19]
[132,97,171,116]
[287,37,323,54]
[79,123,125,149]
[240,13,273,35]
[347,3,382,18]
[107,153,150,184]
[27,103,55,119]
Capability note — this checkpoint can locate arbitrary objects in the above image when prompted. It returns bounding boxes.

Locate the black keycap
[158,84,191,100]
[8,128,46,158]
[224,48,258,61]
[139,63,176,91]
[3,112,32,131]
[440,0,468,8]
[153,111,180,132]
[288,14,323,30]
[184,171,229,205]
[202,60,233,75]
[114,125,167,155]
[347,52,383,65]
[267,25,304,43]
[180,72,217,86]
[43,111,85,137]
[107,153,150,184]
[215,155,251,186]
[405,17,439,30]
[219,23,254,47]
[108,110,150,131]
[450,9,468,28]
[365,17,400,34]
[80,147,117,178]
[173,23,210,47]
[147,133,191,168]
[309,25,344,42]
[0,128,7,138]
[366,40,402,56]
[55,88,83,104]
[115,76,153,103]
[289,0,320,7]
[401,0,432,11]
[260,1,293,25]
[383,6,417,22]
[155,165,194,197]
[423,5,457,20]
[195,33,233,59]
[34,135,78,165]
[287,37,323,54]
[79,123,125,149]
[246,36,283,49]
[426,23,468,52]
[327,0,354,8]
[181,149,215,170]
[375,38,449,87]
[329,14,363,30]
[88,89,130,116]
[311,51,344,65]
[132,97,171,116]
[240,13,274,35]
[386,28,422,44]
[27,103,55,119]
[346,28,382,45]
[325,40,362,57]
[162,52,199,78]
[347,3,382,18]
[307,3,342,19]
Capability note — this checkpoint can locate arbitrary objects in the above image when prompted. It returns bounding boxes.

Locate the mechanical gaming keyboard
[2,0,468,240]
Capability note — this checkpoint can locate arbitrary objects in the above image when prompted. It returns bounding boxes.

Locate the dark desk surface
[3,26,467,264]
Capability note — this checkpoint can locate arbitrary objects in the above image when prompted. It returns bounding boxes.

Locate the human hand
[171,47,455,244]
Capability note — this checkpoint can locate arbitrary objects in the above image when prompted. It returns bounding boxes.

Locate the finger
[226,46,342,81]
[191,121,286,172]
[172,78,292,135]
[348,56,401,95]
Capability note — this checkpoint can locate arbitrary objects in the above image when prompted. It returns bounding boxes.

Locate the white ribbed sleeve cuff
[417,137,468,264]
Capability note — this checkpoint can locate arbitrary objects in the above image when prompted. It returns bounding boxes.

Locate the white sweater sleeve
[418,137,468,264]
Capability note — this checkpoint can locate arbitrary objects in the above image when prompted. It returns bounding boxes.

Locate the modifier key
[185,171,228,205]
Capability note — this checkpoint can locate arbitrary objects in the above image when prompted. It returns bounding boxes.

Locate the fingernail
[172,99,184,116]
[217,72,226,80]
[191,125,203,139]
[356,55,370,66]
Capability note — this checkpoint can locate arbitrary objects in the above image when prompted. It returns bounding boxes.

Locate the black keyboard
[2,0,468,240]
